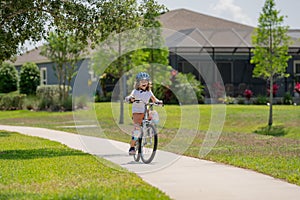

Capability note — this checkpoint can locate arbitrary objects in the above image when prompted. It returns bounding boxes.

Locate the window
[40,67,47,85]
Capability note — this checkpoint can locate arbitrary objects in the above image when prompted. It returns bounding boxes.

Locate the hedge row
[0,85,86,111]
[0,93,26,110]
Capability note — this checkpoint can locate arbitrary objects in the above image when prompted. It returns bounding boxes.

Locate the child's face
[140,80,149,89]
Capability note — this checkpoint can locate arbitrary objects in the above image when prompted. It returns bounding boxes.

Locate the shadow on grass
[0,131,11,137]
[0,148,86,160]
[254,125,288,137]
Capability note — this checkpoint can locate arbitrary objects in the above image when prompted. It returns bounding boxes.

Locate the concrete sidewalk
[1,125,300,200]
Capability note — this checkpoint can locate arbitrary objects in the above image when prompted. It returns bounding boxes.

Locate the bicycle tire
[140,124,157,164]
[133,137,141,162]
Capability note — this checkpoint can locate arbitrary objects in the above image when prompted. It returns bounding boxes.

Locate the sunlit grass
[0,103,300,186]
[0,131,170,200]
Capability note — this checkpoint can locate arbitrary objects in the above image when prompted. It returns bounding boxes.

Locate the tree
[19,62,40,95]
[41,31,87,101]
[0,0,98,63]
[0,62,18,93]
[136,0,168,92]
[251,0,291,127]
[93,0,142,124]
[92,0,167,124]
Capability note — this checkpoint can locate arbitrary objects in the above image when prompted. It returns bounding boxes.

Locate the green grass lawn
[0,103,300,186]
[0,131,170,200]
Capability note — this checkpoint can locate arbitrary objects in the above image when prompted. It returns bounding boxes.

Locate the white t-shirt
[129,89,154,113]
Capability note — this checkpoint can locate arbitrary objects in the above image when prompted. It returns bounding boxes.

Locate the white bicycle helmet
[136,72,150,82]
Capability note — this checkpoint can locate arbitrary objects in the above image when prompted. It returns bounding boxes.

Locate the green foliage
[0,0,98,63]
[36,85,61,100]
[41,31,86,101]
[283,92,293,105]
[36,85,81,111]
[0,131,170,199]
[92,0,167,123]
[150,71,204,104]
[36,85,60,111]
[0,93,26,110]
[254,125,287,137]
[0,62,18,93]
[95,92,112,102]
[250,0,292,126]
[222,96,236,104]
[92,0,167,81]
[1,104,300,186]
[23,95,40,111]
[19,62,40,95]
[61,96,73,111]
[140,0,168,28]
[36,85,72,111]
[254,95,268,105]
[251,0,291,80]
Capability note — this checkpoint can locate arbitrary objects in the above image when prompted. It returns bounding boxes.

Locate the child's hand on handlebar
[156,100,163,105]
[130,97,136,103]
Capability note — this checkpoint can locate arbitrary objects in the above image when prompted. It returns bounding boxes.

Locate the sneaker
[128,147,136,155]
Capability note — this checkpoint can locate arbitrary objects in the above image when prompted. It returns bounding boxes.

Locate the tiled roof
[159,8,254,31]
[13,46,50,66]
[12,9,300,65]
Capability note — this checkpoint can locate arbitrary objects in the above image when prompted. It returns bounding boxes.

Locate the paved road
[1,125,300,200]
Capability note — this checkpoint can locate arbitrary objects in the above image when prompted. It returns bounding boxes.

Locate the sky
[156,0,300,29]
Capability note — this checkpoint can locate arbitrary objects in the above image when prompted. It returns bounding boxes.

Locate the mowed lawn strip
[0,103,300,186]
[0,131,170,200]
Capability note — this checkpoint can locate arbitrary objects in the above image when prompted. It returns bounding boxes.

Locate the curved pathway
[1,125,300,200]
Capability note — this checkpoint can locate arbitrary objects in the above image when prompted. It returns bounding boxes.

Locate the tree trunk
[119,75,124,124]
[118,34,124,124]
[268,77,273,127]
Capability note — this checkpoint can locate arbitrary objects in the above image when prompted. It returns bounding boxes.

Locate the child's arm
[151,95,163,104]
[125,90,135,103]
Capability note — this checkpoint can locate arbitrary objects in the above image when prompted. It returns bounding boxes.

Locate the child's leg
[130,124,140,147]
[130,113,144,147]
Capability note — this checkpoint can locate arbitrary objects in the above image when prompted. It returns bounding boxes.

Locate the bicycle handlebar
[134,99,163,106]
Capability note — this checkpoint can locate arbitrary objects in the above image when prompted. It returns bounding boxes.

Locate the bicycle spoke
[141,124,157,164]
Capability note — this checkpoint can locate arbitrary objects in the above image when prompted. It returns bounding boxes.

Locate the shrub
[19,62,40,95]
[294,82,300,94]
[74,96,88,109]
[0,93,26,110]
[0,62,18,93]
[95,92,112,102]
[243,89,253,100]
[61,96,73,111]
[222,96,236,104]
[23,95,40,110]
[154,72,204,104]
[267,83,279,96]
[254,125,287,137]
[254,95,268,105]
[36,85,73,111]
[36,85,61,111]
[283,92,293,105]
[237,97,245,104]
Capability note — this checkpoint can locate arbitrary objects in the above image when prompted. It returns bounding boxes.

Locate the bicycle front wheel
[133,138,141,162]
[140,124,157,164]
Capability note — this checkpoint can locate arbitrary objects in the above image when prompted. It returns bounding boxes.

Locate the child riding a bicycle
[125,72,162,155]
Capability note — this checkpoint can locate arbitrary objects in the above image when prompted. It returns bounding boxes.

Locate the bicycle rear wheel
[141,124,157,164]
[133,138,141,162]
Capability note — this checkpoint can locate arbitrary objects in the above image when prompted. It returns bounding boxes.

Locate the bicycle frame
[132,99,162,163]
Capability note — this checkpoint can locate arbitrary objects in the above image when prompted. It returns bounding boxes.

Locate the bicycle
[132,99,162,164]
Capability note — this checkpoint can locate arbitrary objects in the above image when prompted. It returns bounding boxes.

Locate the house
[13,9,300,98]
[159,9,300,97]
[13,46,97,96]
